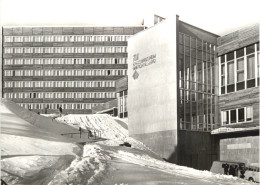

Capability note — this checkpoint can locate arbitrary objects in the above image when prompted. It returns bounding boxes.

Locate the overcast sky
[1,0,259,36]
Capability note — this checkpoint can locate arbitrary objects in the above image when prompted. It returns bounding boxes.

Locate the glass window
[237,57,244,82]
[221,111,229,125]
[246,45,255,55]
[227,52,234,61]
[227,61,234,84]
[247,55,255,79]
[238,108,245,122]
[246,106,253,121]
[236,48,244,58]
[230,109,236,123]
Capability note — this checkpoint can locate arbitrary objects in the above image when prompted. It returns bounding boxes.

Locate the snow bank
[110,149,253,184]
[56,114,128,139]
[1,100,82,184]
[2,99,83,137]
[48,144,111,185]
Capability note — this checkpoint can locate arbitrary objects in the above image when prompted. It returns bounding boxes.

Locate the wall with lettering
[127,18,178,160]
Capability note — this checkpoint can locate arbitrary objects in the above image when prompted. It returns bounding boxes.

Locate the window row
[4,92,116,99]
[220,43,259,94]
[4,35,131,43]
[221,106,253,125]
[4,58,127,65]
[18,103,102,110]
[4,81,115,88]
[4,46,127,54]
[4,69,127,76]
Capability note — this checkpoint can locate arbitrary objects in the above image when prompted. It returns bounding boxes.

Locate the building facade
[91,76,128,119]
[212,24,259,166]
[2,26,144,114]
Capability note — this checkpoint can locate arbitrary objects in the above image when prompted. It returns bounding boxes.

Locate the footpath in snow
[1,99,255,185]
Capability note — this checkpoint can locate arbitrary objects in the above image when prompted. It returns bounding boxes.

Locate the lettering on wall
[132,53,156,80]
[133,53,156,70]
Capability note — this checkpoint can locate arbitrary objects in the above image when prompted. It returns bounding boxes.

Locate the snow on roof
[211,126,260,135]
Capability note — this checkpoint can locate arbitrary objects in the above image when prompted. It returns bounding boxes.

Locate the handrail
[61,129,101,139]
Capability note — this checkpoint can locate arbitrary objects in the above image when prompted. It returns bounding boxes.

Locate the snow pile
[56,114,128,139]
[56,114,153,152]
[1,100,82,184]
[110,149,252,184]
[48,144,110,185]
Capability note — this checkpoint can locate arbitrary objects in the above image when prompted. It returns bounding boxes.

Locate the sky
[1,0,259,36]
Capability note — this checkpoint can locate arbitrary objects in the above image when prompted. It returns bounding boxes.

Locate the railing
[61,128,101,139]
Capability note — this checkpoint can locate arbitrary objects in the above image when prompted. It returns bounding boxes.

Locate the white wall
[128,18,177,136]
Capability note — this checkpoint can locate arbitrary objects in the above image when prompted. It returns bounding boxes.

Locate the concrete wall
[128,18,178,161]
[220,136,259,166]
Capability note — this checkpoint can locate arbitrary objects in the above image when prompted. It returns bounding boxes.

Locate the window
[13,36,22,42]
[5,36,13,42]
[236,57,244,82]
[34,36,44,42]
[238,108,245,122]
[246,106,253,121]
[227,61,234,84]
[220,43,258,94]
[221,106,253,125]
[24,48,33,53]
[247,54,255,79]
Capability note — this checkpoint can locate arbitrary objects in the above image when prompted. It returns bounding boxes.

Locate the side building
[212,24,259,166]
[2,26,144,114]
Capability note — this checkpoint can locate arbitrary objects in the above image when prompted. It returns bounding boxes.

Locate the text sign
[133,54,156,70]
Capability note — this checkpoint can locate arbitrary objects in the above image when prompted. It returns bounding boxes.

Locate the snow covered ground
[1,100,255,184]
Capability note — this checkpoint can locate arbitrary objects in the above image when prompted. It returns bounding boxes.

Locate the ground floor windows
[221,106,253,125]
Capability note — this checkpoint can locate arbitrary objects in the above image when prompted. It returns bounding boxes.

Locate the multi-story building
[212,24,259,166]
[2,26,144,114]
